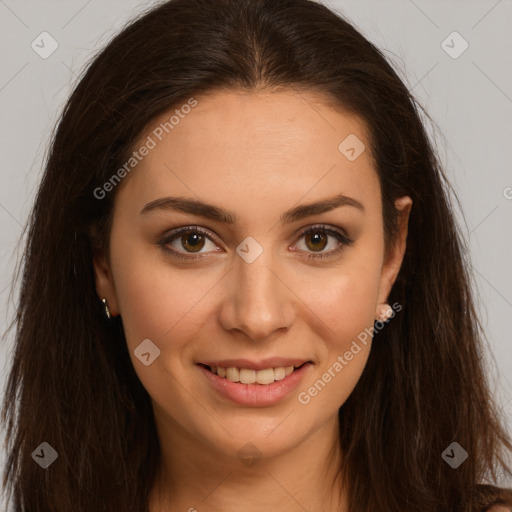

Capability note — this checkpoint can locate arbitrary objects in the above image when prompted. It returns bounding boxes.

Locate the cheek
[304,245,383,345]
[294,239,383,409]
[109,232,199,352]
[296,271,377,414]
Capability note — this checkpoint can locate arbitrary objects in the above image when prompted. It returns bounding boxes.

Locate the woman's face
[93,88,411,462]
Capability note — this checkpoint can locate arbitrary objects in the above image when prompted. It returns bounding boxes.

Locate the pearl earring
[375,303,392,322]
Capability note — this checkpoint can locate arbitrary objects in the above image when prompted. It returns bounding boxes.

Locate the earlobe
[91,248,120,317]
[375,195,413,310]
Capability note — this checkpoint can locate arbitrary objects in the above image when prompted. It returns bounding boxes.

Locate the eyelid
[294,223,352,242]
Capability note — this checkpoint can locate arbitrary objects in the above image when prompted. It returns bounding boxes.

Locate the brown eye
[179,231,206,253]
[295,225,354,260]
[304,231,328,252]
[159,226,221,260]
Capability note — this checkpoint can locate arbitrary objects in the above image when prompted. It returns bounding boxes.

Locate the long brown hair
[2,0,511,510]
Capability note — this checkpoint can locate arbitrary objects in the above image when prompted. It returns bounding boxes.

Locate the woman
[1,0,511,510]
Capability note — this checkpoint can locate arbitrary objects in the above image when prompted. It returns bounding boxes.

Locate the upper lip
[198,358,312,371]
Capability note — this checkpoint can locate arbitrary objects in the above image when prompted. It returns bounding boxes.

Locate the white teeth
[239,369,256,384]
[273,367,286,381]
[255,368,275,385]
[210,364,305,385]
[226,367,239,382]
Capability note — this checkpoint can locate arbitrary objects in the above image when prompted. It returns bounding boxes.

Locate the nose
[218,243,295,342]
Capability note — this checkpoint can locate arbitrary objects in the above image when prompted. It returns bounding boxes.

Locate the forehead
[117,89,381,221]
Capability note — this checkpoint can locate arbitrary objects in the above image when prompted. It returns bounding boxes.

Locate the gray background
[1,0,511,505]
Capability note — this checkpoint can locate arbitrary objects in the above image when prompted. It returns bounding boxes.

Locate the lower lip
[198,363,312,407]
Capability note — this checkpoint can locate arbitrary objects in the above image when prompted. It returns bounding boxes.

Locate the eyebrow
[139,193,365,224]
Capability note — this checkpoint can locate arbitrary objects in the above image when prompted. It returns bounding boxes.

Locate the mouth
[197,360,313,407]
[198,362,310,386]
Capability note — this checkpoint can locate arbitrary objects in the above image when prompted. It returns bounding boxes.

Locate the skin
[93,89,412,512]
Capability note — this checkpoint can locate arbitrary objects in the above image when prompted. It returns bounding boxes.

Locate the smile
[202,363,306,385]
[197,361,313,407]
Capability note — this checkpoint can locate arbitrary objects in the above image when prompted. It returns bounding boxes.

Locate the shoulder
[486,506,511,512]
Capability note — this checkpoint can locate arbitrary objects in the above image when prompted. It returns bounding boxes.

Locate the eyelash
[158,224,354,261]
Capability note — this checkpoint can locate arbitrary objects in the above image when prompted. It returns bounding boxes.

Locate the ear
[376,196,412,310]
[90,228,120,317]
